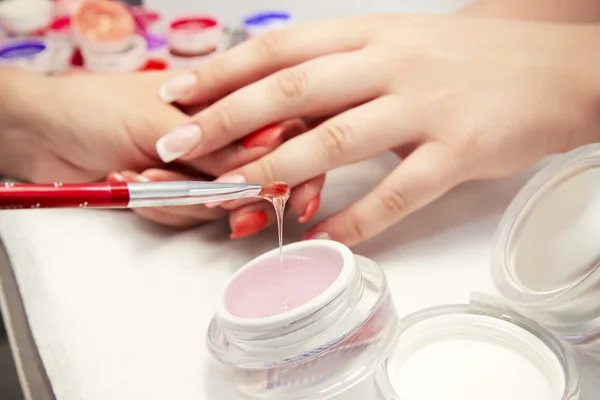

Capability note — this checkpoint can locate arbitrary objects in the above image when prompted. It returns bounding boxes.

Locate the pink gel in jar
[224,248,343,319]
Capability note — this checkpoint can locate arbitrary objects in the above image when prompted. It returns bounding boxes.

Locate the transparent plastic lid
[491,144,600,331]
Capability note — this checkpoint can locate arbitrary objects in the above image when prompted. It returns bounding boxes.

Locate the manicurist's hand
[153,14,600,246]
[0,67,280,226]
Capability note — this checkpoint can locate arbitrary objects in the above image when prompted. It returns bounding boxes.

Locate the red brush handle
[0,182,130,210]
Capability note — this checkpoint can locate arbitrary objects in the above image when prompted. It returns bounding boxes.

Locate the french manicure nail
[156,124,202,163]
[205,174,247,208]
[298,194,321,223]
[158,73,197,103]
[230,210,268,239]
[241,125,286,148]
[303,231,331,241]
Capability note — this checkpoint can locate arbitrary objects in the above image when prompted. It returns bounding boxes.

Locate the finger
[183,124,286,177]
[159,17,370,105]
[156,50,385,163]
[228,175,325,238]
[185,118,311,179]
[288,175,326,223]
[304,143,465,246]
[132,206,214,229]
[218,96,421,210]
[229,202,276,239]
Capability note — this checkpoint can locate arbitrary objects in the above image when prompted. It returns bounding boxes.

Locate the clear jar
[491,144,600,352]
[374,301,580,400]
[206,240,400,400]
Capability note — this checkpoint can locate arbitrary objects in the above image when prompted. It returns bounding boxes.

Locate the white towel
[4,0,597,396]
[1,154,599,400]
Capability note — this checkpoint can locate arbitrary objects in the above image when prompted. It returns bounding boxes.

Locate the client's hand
[0,68,281,226]
[152,15,600,245]
[107,119,325,233]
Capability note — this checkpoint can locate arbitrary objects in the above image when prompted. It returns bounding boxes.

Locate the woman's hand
[0,68,283,227]
[154,15,600,245]
[107,119,325,232]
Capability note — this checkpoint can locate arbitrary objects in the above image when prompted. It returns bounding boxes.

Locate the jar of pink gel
[207,240,399,400]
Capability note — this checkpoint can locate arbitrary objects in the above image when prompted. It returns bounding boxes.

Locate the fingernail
[106,172,126,182]
[303,231,331,241]
[230,210,268,239]
[117,171,150,183]
[205,174,246,208]
[158,73,197,103]
[298,194,321,223]
[241,125,286,149]
[156,124,202,163]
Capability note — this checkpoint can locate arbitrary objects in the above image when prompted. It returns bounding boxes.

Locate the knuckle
[273,68,309,100]
[346,213,368,243]
[377,188,410,216]
[317,121,355,162]
[255,157,277,184]
[202,61,225,85]
[210,104,236,136]
[257,30,287,58]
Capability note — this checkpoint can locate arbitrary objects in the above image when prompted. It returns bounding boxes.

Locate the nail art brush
[0,181,288,210]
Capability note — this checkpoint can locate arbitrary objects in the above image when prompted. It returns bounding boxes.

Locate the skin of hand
[151,14,600,246]
[108,118,326,234]
[99,0,600,237]
[0,67,285,226]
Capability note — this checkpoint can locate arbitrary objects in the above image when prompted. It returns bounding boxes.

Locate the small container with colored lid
[48,15,72,41]
[242,10,292,39]
[81,34,146,73]
[167,15,223,57]
[131,7,161,31]
[206,143,600,400]
[0,0,53,36]
[0,38,53,73]
[144,33,167,57]
[72,0,135,54]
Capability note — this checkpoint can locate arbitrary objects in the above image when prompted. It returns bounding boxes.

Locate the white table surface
[1,152,599,400]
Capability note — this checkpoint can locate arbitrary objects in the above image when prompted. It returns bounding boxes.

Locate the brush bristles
[259,182,290,199]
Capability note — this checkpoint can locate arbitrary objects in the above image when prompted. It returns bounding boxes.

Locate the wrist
[0,67,49,182]
[459,0,600,22]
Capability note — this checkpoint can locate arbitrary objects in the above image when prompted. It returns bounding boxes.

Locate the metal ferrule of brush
[126,181,263,207]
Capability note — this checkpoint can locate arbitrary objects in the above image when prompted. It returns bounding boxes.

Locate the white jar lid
[0,0,53,36]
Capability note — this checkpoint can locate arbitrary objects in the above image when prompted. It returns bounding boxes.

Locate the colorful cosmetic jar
[48,36,74,74]
[242,11,292,39]
[144,33,167,57]
[0,38,53,73]
[48,15,72,41]
[167,49,217,70]
[0,0,53,36]
[72,0,135,54]
[208,144,600,399]
[131,7,160,30]
[81,34,146,73]
[167,15,223,57]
